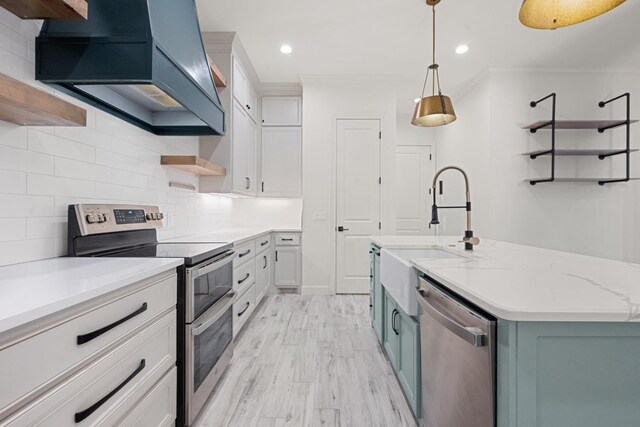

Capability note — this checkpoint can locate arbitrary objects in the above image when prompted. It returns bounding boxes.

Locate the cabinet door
[232,101,249,194]
[274,246,301,288]
[256,250,271,304]
[398,310,421,418]
[246,119,257,195]
[246,82,258,123]
[232,57,247,107]
[261,127,302,197]
[383,292,399,369]
[372,252,384,343]
[262,96,302,126]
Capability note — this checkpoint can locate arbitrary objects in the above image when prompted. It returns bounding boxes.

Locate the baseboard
[301,286,333,295]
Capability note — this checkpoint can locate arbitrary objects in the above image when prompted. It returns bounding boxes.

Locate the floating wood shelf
[0,0,87,20]
[523,149,638,159]
[161,156,226,176]
[206,55,227,88]
[169,181,196,191]
[0,73,86,127]
[522,119,638,132]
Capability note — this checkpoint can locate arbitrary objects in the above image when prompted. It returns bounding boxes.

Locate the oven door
[186,291,234,425]
[186,250,235,322]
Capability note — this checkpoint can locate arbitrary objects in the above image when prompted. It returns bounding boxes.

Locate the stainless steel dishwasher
[417,276,496,427]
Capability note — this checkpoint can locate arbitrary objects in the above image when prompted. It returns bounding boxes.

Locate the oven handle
[192,292,235,336]
[193,251,236,278]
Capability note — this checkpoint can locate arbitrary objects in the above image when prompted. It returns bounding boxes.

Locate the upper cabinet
[262,96,302,126]
[233,57,258,123]
[232,100,258,196]
[261,127,302,197]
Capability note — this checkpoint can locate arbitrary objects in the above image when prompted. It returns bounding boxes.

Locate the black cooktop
[105,242,232,266]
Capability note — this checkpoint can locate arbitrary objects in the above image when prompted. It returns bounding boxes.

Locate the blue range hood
[36,0,225,136]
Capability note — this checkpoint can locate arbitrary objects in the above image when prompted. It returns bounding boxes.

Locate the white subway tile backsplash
[0,239,54,266]
[0,145,53,174]
[0,194,54,217]
[0,123,28,149]
[0,22,27,58]
[0,170,26,194]
[28,129,96,162]
[28,174,95,198]
[0,218,26,242]
[54,126,111,149]
[27,216,67,239]
[54,157,111,182]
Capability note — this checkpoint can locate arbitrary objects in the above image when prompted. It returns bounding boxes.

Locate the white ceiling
[195,0,640,116]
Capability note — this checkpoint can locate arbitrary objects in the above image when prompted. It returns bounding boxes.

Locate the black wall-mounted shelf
[523,92,637,186]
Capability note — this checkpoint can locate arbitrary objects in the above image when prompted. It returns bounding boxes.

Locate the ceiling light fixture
[280,44,292,54]
[412,0,457,128]
[519,0,626,30]
[455,44,469,54]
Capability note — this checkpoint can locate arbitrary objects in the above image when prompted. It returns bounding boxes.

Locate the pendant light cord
[432,5,436,95]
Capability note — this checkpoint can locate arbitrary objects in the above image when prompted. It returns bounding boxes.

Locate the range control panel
[73,204,164,236]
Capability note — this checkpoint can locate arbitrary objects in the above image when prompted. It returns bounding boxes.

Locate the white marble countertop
[0,257,183,335]
[371,235,640,322]
[163,227,302,245]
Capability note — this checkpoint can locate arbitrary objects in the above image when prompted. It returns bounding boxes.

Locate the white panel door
[274,246,301,288]
[336,119,381,294]
[261,96,302,126]
[261,127,302,197]
[395,145,435,235]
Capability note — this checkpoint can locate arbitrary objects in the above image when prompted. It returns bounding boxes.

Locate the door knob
[337,226,350,232]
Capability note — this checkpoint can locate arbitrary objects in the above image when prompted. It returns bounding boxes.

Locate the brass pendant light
[412,0,457,128]
[519,0,626,30]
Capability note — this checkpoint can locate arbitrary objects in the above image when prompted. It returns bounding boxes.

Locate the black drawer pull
[239,250,251,258]
[281,238,294,242]
[74,359,146,423]
[237,302,250,317]
[77,303,148,345]
[260,240,269,246]
[238,273,250,285]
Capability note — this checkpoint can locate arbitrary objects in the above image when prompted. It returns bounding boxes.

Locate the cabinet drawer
[233,284,255,337]
[233,240,256,268]
[0,275,176,413]
[2,311,176,426]
[116,367,177,427]
[275,233,300,246]
[255,234,272,254]
[233,258,255,296]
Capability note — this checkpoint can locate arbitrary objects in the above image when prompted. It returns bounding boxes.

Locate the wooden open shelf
[206,55,227,88]
[0,73,86,127]
[0,0,87,20]
[522,120,638,131]
[523,149,638,159]
[161,156,226,176]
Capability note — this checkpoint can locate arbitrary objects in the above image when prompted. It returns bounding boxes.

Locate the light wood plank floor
[194,295,418,427]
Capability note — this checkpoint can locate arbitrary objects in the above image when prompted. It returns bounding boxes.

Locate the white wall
[436,69,640,262]
[0,11,301,267]
[300,77,397,294]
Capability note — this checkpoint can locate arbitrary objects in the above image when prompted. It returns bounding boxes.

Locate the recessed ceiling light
[280,45,292,54]
[455,44,469,55]
[414,98,421,103]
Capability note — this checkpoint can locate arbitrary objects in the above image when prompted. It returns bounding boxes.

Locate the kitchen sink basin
[380,248,461,315]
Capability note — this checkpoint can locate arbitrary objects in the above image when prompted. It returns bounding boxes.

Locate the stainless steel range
[67,204,235,426]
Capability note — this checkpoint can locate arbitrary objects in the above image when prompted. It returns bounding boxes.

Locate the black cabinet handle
[261,182,264,192]
[77,303,147,345]
[74,359,146,423]
[238,273,250,285]
[391,309,396,334]
[239,250,251,258]
[393,310,400,336]
[281,238,294,241]
[261,240,269,246]
[275,250,278,262]
[237,302,250,317]
[246,104,251,110]
[263,255,267,269]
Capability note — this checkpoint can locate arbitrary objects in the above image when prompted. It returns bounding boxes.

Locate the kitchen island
[371,236,640,427]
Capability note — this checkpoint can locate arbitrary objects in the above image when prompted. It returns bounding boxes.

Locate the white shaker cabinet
[274,233,302,289]
[232,100,257,196]
[261,96,302,126]
[261,127,302,197]
[232,57,258,123]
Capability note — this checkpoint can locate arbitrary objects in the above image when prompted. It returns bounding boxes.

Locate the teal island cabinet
[371,236,640,427]
[370,244,421,419]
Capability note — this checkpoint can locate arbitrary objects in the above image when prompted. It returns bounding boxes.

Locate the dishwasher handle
[417,287,487,347]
